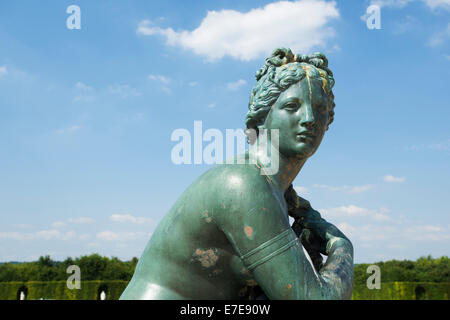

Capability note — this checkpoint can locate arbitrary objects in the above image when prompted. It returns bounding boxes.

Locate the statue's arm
[290,197,354,299]
[215,179,353,300]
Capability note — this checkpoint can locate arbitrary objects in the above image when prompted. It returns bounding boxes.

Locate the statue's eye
[284,102,299,111]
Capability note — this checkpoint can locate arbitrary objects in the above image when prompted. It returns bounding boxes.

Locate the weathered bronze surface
[120,48,354,300]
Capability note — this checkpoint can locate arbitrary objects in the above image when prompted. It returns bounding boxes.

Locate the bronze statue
[120,48,354,300]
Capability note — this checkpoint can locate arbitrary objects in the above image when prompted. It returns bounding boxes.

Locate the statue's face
[261,76,330,159]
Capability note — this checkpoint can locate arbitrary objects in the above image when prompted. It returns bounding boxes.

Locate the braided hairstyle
[245,48,336,144]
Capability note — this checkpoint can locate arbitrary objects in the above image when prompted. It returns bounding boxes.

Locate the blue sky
[0,0,449,263]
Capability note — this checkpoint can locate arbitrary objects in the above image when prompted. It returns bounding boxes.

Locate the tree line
[354,255,449,284]
[0,254,448,284]
[0,254,138,282]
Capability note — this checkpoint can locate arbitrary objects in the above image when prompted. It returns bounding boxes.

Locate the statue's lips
[296,132,315,142]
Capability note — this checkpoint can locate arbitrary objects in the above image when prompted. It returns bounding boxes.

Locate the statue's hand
[300,218,349,256]
[290,207,324,269]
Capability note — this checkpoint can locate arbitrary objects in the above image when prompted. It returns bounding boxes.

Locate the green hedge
[0,280,128,300]
[351,282,450,300]
[1,281,449,300]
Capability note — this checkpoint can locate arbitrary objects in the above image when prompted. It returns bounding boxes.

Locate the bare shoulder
[199,163,273,201]
[197,164,287,229]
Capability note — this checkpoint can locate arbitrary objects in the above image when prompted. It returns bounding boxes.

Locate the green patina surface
[120,48,353,300]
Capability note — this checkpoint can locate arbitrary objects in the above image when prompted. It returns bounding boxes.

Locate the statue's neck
[250,136,307,193]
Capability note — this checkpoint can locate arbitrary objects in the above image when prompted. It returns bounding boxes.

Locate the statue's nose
[300,103,315,127]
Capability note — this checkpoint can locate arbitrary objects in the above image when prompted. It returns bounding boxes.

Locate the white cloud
[148,74,171,93]
[60,231,77,241]
[380,224,448,241]
[429,23,450,46]
[35,230,61,240]
[325,212,449,261]
[407,225,450,240]
[96,231,150,241]
[96,231,119,241]
[337,222,356,234]
[108,84,141,98]
[148,74,171,84]
[52,221,66,228]
[320,205,392,221]
[137,0,340,61]
[68,217,95,224]
[392,15,419,35]
[329,44,341,52]
[422,0,450,10]
[35,230,59,240]
[429,139,450,150]
[313,183,374,193]
[387,244,406,249]
[75,81,93,91]
[407,139,450,151]
[350,185,375,193]
[227,79,247,90]
[0,230,77,241]
[136,112,145,120]
[73,82,95,102]
[368,0,450,9]
[55,125,80,134]
[294,185,309,195]
[422,225,443,232]
[0,65,8,78]
[189,81,198,87]
[369,0,414,8]
[0,232,33,241]
[73,95,95,103]
[382,175,405,183]
[110,214,152,224]
[10,224,33,229]
[160,86,172,94]
[208,102,216,108]
[0,65,32,82]
[338,223,396,241]
[361,0,412,22]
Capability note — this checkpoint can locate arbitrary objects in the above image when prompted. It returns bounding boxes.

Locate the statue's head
[246,48,335,159]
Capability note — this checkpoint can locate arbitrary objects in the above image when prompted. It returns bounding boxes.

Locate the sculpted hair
[245,48,336,144]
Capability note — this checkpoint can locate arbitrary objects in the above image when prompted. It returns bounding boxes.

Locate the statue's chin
[286,143,317,159]
[279,147,313,161]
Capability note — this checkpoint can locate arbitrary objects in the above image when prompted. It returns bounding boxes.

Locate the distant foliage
[0,280,128,300]
[354,255,450,285]
[1,254,448,284]
[0,254,138,282]
[0,255,449,300]
[352,281,450,300]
